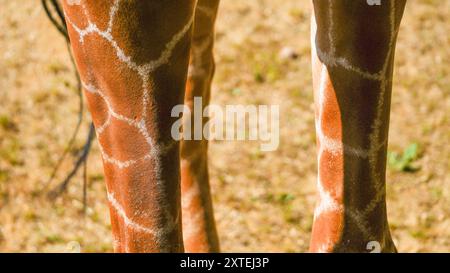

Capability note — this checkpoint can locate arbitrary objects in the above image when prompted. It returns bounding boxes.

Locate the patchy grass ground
[0,0,448,252]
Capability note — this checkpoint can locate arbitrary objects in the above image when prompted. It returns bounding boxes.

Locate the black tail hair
[41,0,95,212]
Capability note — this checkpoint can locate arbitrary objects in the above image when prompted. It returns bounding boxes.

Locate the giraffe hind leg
[180,0,221,253]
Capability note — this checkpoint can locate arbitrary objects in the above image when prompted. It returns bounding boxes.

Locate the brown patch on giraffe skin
[309,210,343,252]
[81,34,145,121]
[102,161,157,217]
[319,150,344,201]
[180,169,208,252]
[82,1,115,31]
[61,1,89,30]
[319,82,341,141]
[107,207,122,252]
[83,91,109,130]
[65,24,91,82]
[317,64,344,200]
[97,118,150,163]
[111,0,196,66]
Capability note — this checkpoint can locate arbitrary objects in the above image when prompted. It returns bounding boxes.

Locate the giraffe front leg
[309,0,407,253]
[62,0,197,252]
[180,0,221,253]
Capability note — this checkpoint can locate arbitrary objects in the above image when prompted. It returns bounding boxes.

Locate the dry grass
[0,0,448,252]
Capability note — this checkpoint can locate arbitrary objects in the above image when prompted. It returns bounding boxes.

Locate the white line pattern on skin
[182,2,217,244]
[197,4,215,19]
[314,64,343,220]
[82,81,174,169]
[66,0,398,251]
[66,0,195,120]
[313,1,398,249]
[188,36,213,77]
[183,210,205,240]
[64,0,196,242]
[317,240,334,253]
[66,0,81,6]
[365,2,398,218]
[66,0,192,169]
[314,63,372,240]
[188,2,216,78]
[108,192,179,242]
[311,4,385,160]
[314,176,343,221]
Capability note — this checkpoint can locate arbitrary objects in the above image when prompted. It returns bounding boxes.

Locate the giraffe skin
[309,0,407,253]
[60,0,407,253]
[181,0,221,253]
[62,0,197,252]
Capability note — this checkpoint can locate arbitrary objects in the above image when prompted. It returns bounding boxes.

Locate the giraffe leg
[62,0,197,252]
[309,0,407,253]
[180,0,221,253]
